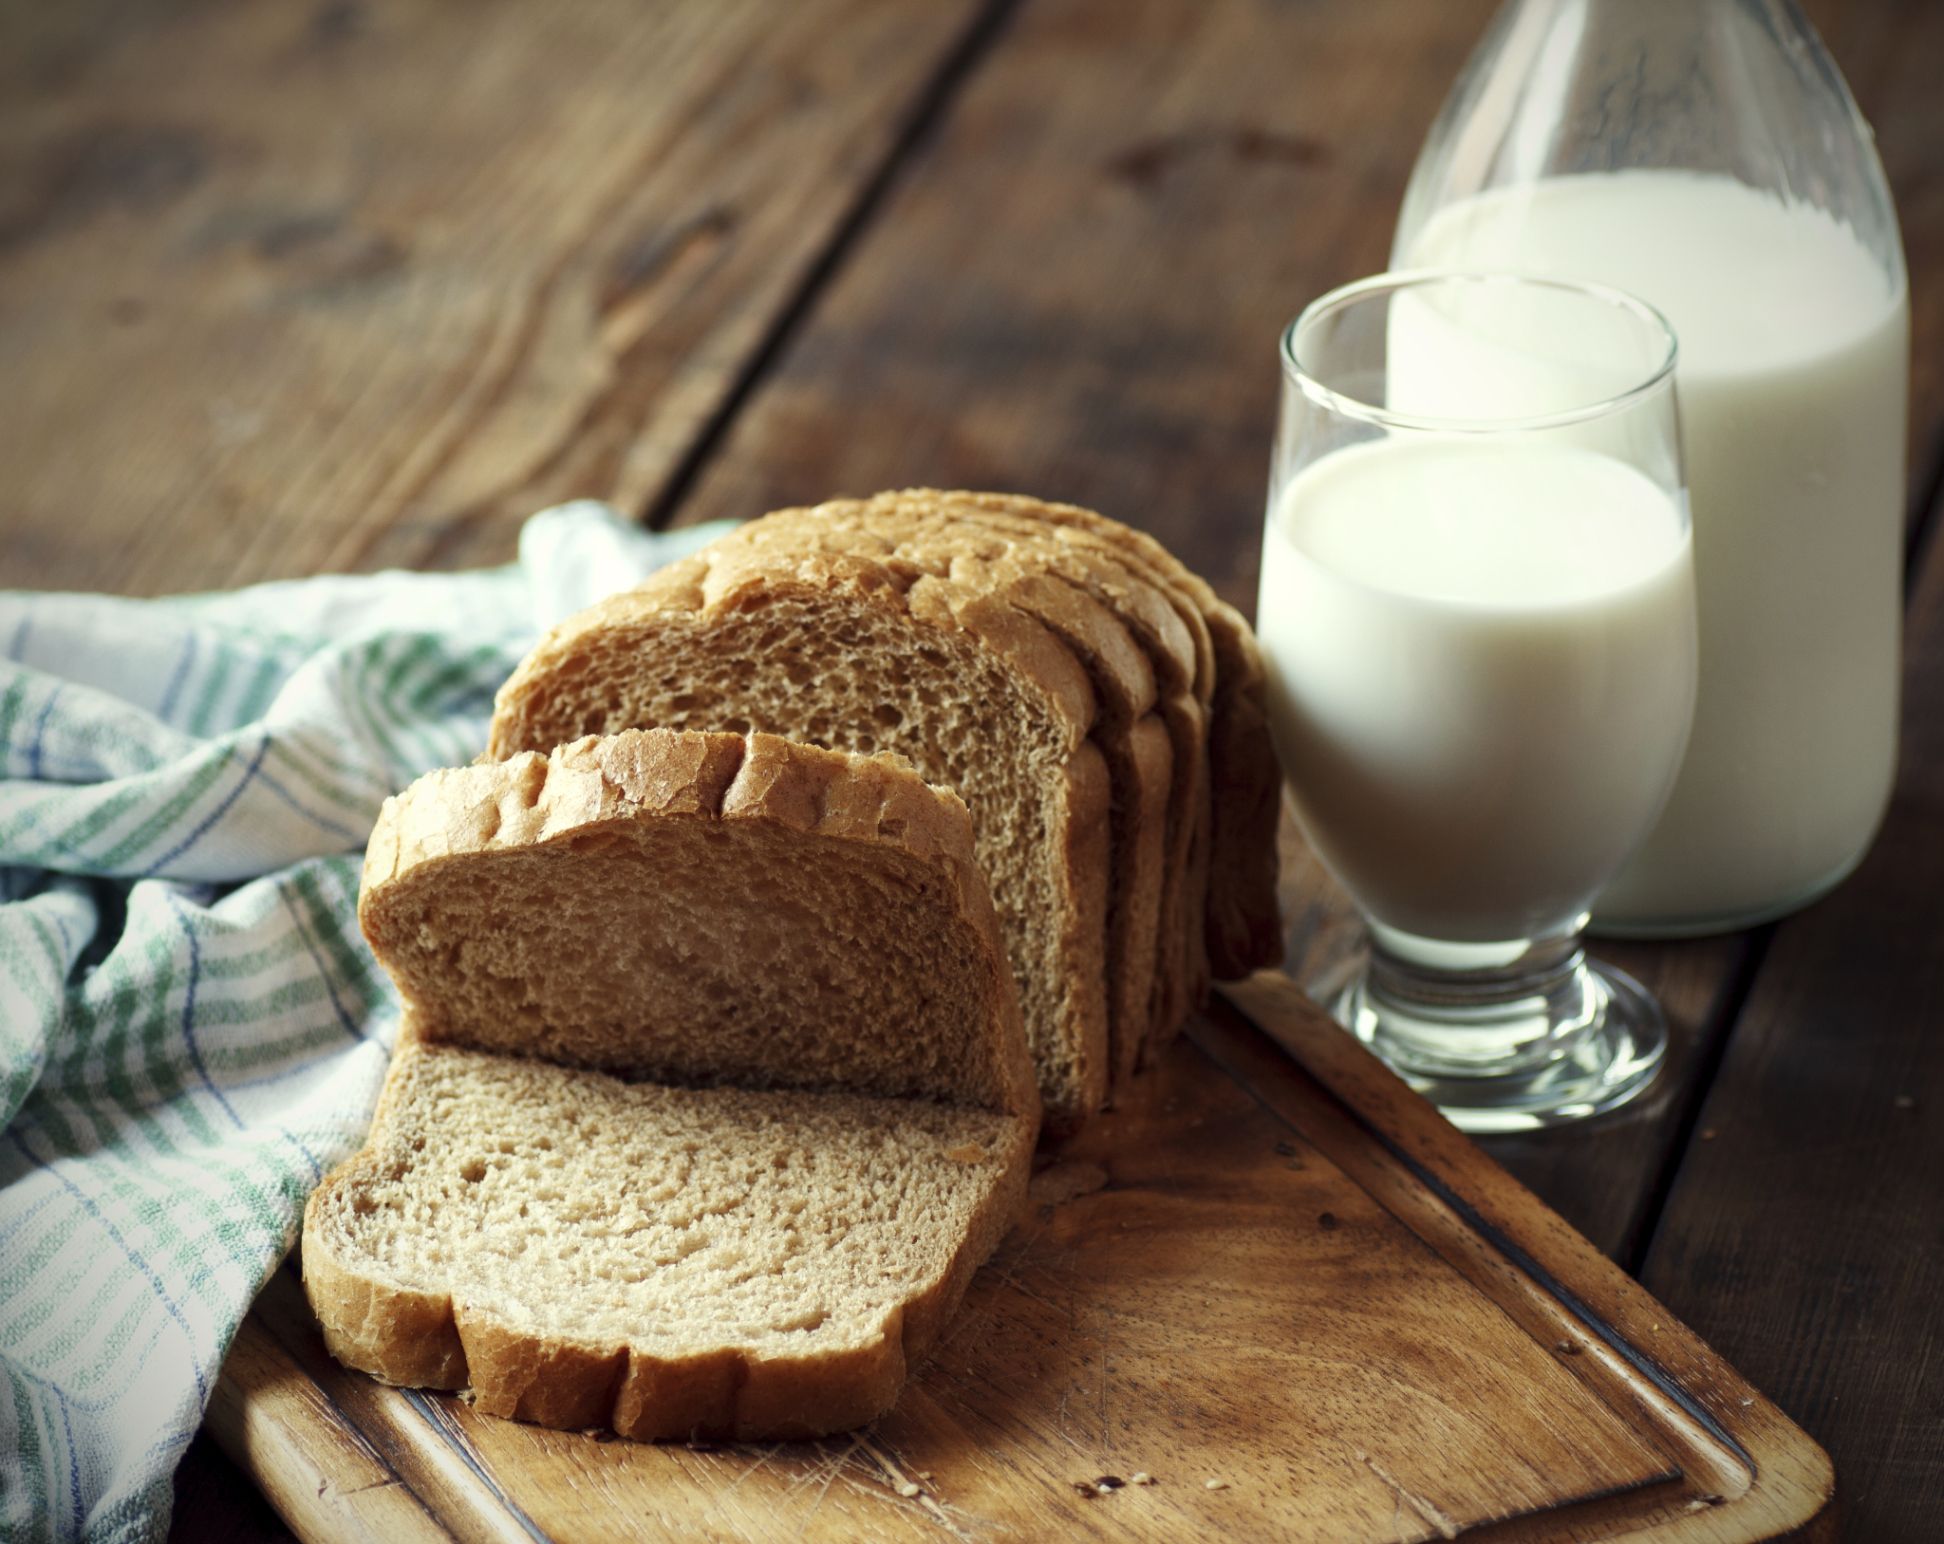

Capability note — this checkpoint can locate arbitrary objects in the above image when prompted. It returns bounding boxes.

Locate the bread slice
[490,533,1113,1131]
[718,500,1172,1101]
[306,729,1037,1441]
[361,729,1036,1114]
[304,1036,1032,1441]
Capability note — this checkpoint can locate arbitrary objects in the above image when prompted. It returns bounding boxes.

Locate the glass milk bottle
[1393,0,1910,935]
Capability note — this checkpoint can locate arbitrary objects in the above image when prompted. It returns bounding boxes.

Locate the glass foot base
[1322,955,1669,1135]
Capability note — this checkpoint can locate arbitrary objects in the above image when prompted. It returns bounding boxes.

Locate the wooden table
[4,1,1937,1538]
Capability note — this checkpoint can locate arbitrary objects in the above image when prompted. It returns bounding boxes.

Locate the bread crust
[303,1036,1035,1443]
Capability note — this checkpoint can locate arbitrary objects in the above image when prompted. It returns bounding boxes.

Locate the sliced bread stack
[490,490,1284,1132]
[304,728,1038,1441]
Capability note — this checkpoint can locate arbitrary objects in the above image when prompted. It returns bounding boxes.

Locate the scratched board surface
[211,980,1832,1543]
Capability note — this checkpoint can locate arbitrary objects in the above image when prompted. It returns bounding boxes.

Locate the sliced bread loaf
[306,728,1037,1441]
[973,495,1286,984]
[749,491,1219,1077]
[489,533,1113,1130]
[713,501,1173,1100]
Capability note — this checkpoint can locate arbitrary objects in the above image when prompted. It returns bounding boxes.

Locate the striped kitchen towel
[0,504,729,1544]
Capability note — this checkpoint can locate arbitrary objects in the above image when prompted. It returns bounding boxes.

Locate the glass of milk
[1261,272,1695,1131]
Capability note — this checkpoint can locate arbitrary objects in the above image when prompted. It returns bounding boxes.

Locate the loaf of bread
[733,491,1228,1083]
[491,524,1116,1131]
[488,490,1285,1119]
[983,494,1286,986]
[702,500,1174,1109]
[304,729,1037,1441]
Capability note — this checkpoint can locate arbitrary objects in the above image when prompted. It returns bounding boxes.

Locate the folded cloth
[0,505,728,1544]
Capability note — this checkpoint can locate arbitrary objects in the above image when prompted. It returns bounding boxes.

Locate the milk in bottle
[1404,172,1908,929]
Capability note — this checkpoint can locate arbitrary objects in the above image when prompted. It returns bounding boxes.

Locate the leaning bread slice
[305,729,1037,1440]
[490,531,1111,1132]
[361,729,1036,1112]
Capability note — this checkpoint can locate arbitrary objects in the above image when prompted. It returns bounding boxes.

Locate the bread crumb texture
[306,1040,1033,1440]
[360,729,1034,1120]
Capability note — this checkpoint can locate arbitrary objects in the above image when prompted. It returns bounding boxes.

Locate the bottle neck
[1398,0,1901,276]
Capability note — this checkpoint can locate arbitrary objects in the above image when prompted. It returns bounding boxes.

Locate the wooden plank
[0,0,995,595]
[655,0,1942,1264]
[668,0,1496,580]
[201,1302,461,1544]
[216,992,1832,1543]
[1634,510,1944,1536]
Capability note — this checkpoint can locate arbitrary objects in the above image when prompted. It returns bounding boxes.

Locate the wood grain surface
[1635,494,1944,1542]
[204,984,1834,1544]
[639,0,1943,1532]
[0,0,997,593]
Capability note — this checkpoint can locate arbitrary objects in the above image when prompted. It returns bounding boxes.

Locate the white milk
[1404,172,1909,930]
[1258,437,1695,944]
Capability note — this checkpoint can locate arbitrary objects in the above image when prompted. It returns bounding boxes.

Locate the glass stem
[1354,918,1604,1078]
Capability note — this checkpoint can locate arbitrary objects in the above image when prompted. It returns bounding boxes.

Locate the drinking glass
[1259,272,1695,1131]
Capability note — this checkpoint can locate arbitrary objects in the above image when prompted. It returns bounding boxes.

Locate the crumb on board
[1029,1160,1110,1207]
[1096,1475,1124,1491]
[1204,1478,1229,1490]
[1130,1472,1156,1486]
[1072,1481,1099,1499]
[896,1481,922,1498]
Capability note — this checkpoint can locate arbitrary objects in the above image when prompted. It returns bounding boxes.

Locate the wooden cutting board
[209,974,1833,1542]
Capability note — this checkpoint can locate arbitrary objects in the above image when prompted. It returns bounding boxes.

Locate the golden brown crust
[1050,740,1111,1137]
[302,1038,1035,1443]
